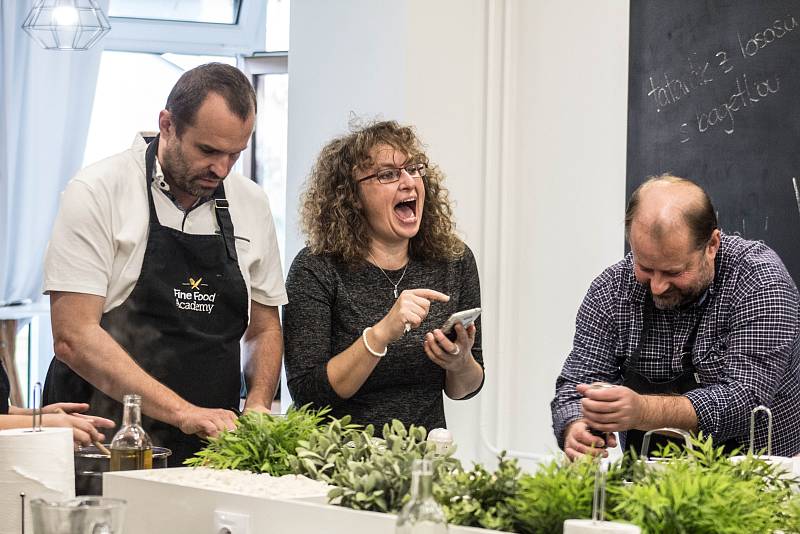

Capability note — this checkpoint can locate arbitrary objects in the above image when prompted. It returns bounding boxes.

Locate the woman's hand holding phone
[423,309,480,371]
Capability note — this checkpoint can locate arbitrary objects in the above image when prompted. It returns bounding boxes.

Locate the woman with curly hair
[283,120,485,431]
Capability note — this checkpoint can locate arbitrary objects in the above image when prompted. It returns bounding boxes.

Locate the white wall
[287,0,629,466]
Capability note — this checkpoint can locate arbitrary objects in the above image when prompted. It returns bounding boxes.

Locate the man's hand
[563,418,618,460]
[577,383,646,432]
[242,400,270,414]
[176,406,238,438]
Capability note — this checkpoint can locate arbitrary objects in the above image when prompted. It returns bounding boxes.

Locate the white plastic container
[104,467,504,534]
[564,519,641,533]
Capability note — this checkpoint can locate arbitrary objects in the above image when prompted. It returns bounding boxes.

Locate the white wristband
[362,327,387,358]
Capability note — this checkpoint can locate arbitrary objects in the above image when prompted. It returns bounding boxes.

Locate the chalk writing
[691,73,779,137]
[647,57,714,112]
[643,12,797,143]
[737,15,798,58]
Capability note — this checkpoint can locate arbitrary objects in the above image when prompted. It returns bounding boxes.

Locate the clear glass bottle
[109,394,153,471]
[396,459,448,534]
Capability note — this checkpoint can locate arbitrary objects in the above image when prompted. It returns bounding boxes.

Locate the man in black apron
[552,175,800,459]
[42,64,285,465]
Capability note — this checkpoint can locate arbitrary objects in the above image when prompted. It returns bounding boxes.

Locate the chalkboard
[626,0,800,283]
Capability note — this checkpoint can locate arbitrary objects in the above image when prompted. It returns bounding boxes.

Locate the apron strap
[144,135,160,226]
[212,190,238,262]
[143,135,238,263]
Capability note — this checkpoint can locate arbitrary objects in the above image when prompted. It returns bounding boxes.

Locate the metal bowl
[74,445,171,496]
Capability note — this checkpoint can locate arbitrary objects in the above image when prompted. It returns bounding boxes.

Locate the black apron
[44,136,249,465]
[622,298,738,456]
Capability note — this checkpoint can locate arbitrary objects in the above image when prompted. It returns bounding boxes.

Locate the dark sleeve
[282,250,346,409]
[453,245,485,400]
[550,269,621,448]
[0,361,9,414]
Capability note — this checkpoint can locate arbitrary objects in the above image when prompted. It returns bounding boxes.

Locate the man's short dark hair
[625,174,718,250]
[165,62,256,137]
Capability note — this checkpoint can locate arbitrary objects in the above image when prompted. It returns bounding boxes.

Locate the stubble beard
[162,141,221,198]
[651,259,714,311]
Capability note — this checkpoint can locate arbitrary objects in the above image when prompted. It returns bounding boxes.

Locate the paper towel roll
[564,519,641,533]
[0,427,74,534]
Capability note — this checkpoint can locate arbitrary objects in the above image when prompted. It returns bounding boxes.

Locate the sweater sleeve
[282,249,346,409]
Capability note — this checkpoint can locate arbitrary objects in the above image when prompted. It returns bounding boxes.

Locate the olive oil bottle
[109,394,153,471]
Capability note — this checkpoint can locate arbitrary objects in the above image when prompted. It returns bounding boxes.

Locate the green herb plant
[786,493,800,534]
[297,419,460,513]
[289,413,366,481]
[510,454,604,534]
[609,434,798,534]
[185,404,330,475]
[434,452,522,532]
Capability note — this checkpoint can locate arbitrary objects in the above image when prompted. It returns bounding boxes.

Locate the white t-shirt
[44,134,288,315]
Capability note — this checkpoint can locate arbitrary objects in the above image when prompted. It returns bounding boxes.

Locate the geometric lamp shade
[22,0,111,51]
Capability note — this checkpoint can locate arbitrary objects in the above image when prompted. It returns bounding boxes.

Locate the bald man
[551,175,800,459]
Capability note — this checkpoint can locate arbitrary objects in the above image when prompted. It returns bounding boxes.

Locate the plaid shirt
[551,234,800,456]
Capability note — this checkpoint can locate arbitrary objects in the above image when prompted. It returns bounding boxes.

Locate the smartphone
[440,307,482,336]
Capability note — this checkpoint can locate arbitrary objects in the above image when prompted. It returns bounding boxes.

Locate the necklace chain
[368,252,409,299]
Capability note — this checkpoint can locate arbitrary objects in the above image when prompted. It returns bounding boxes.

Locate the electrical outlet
[213,510,250,534]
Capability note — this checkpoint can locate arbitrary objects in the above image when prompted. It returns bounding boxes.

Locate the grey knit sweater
[283,245,484,432]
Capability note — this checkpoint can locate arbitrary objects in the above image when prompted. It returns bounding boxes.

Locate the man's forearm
[639,394,699,432]
[54,322,190,425]
[243,329,283,408]
[242,303,284,409]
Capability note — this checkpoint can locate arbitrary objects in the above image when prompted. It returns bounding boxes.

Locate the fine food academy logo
[174,276,216,314]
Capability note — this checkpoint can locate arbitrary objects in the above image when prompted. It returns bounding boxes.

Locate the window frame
[103,0,266,55]
[239,53,289,181]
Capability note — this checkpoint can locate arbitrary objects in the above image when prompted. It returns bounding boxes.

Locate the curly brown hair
[300,120,465,265]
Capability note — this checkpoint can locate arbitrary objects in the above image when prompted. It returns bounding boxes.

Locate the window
[104,0,264,56]
[14,322,31,406]
[83,52,235,167]
[39,0,290,408]
[109,0,241,25]
[255,67,288,265]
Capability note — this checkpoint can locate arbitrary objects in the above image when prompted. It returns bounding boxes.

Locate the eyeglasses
[357,163,428,184]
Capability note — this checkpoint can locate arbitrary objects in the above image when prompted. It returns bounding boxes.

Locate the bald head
[625,175,717,250]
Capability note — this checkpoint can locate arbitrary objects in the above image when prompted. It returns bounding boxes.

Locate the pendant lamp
[22,0,111,51]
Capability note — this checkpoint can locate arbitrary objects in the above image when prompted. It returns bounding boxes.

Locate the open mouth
[393,198,417,223]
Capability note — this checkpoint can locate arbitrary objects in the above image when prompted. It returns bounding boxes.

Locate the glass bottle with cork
[396,458,448,533]
[109,393,153,471]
